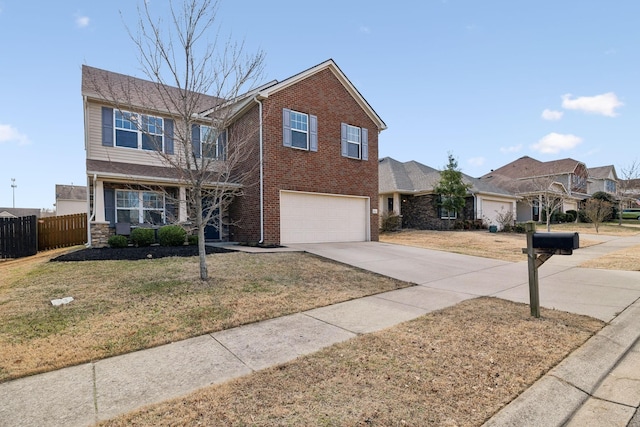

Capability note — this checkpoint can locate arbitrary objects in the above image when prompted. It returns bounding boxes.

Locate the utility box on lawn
[532,232,579,251]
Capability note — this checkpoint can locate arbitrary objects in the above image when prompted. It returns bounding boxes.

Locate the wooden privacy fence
[0,215,38,259]
[38,213,87,251]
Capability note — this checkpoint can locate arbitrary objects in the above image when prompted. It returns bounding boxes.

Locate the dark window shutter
[340,123,348,157]
[309,115,318,152]
[219,130,227,160]
[361,127,368,160]
[164,119,174,154]
[192,124,201,158]
[104,188,115,226]
[102,107,114,147]
[283,109,292,147]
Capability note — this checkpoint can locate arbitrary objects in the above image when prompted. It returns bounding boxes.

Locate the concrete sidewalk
[1,233,639,426]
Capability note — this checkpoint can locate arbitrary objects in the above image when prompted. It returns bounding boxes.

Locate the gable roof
[82,65,223,116]
[588,165,618,181]
[379,157,514,197]
[482,156,584,180]
[228,59,387,131]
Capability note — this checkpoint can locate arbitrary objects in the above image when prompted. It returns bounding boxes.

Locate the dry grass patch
[101,298,603,427]
[580,245,640,271]
[0,251,408,382]
[380,224,637,263]
[381,230,528,262]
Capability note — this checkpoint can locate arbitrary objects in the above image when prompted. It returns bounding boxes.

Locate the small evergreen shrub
[130,228,156,247]
[565,210,577,223]
[188,234,198,245]
[380,212,402,232]
[158,225,187,246]
[108,234,129,248]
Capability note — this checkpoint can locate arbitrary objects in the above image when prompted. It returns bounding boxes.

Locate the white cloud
[0,124,30,145]
[467,157,485,167]
[75,14,90,28]
[561,92,623,117]
[541,109,563,121]
[531,133,582,154]
[499,144,523,154]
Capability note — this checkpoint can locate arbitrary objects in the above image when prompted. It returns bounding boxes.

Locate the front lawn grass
[100,298,604,427]
[0,251,408,382]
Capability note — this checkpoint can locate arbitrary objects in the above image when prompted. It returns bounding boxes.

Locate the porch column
[393,193,401,215]
[94,181,105,222]
[179,186,188,222]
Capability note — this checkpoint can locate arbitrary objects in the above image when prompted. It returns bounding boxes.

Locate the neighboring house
[480,156,588,221]
[55,185,87,216]
[587,165,618,196]
[379,157,518,230]
[620,178,640,207]
[83,59,385,247]
[0,208,42,218]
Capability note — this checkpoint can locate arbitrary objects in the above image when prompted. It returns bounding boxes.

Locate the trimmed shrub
[380,212,402,232]
[130,228,156,247]
[513,223,527,233]
[187,234,198,245]
[565,210,578,223]
[108,234,128,248]
[158,225,187,246]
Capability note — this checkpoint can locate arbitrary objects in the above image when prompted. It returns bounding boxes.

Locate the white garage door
[280,191,369,244]
[482,200,512,229]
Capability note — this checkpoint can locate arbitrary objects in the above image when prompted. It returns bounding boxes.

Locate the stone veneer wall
[90,221,112,247]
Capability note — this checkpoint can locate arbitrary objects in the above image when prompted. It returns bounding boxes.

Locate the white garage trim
[280,190,370,244]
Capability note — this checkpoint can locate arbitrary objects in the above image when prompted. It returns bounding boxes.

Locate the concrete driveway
[293,235,640,322]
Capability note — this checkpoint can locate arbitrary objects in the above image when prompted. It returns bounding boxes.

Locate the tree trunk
[195,187,208,280]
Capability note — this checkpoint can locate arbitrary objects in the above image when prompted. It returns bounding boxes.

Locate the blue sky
[1,1,638,209]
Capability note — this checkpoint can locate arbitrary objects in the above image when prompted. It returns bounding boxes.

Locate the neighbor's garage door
[280,191,369,244]
[482,199,512,228]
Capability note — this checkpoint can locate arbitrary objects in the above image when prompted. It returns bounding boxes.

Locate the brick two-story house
[83,59,385,246]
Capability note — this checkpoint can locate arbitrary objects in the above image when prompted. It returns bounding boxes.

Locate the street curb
[482,298,640,427]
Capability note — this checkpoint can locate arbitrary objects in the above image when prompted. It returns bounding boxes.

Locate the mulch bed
[51,245,233,262]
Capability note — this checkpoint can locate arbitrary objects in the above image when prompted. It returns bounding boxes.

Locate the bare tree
[520,174,567,232]
[584,198,612,233]
[86,0,265,280]
[617,160,640,225]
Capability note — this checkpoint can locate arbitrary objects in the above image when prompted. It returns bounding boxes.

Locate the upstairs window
[282,108,317,151]
[341,123,368,160]
[290,111,308,149]
[605,179,616,193]
[201,126,227,159]
[114,110,164,151]
[192,125,227,160]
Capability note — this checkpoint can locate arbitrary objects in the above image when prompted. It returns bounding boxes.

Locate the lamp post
[11,178,17,208]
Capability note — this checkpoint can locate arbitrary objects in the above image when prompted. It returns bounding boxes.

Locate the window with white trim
[290,111,308,149]
[346,125,361,158]
[440,196,457,219]
[116,190,165,225]
[341,123,368,160]
[200,126,226,159]
[114,110,164,151]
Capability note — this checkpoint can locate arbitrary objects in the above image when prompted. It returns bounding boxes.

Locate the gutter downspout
[84,95,94,247]
[255,98,264,244]
[471,191,478,223]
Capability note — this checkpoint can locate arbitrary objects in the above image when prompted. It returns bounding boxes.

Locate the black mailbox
[532,232,579,250]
